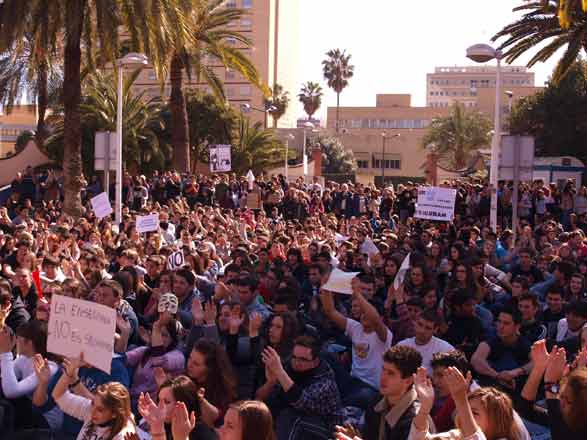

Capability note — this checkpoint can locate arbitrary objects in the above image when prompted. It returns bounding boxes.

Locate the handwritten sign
[47,295,116,373]
[90,192,113,219]
[136,213,159,233]
[415,187,456,222]
[167,250,185,270]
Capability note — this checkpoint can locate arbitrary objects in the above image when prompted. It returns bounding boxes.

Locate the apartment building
[133,0,300,127]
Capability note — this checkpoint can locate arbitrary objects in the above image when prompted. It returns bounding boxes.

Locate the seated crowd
[0,170,587,440]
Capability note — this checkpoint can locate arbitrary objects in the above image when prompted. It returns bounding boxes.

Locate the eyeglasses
[291,355,314,364]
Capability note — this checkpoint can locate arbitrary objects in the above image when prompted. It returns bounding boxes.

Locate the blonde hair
[94,382,134,439]
[467,387,519,440]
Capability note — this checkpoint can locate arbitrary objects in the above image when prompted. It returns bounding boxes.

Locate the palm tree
[492,1,587,82]
[421,103,493,170]
[322,49,354,133]
[318,135,356,175]
[557,0,587,28]
[264,83,289,128]
[169,0,266,173]
[0,0,187,217]
[46,69,170,176]
[232,114,285,175]
[298,81,323,121]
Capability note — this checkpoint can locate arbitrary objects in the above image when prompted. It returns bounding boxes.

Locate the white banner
[210,144,232,173]
[90,192,113,219]
[48,295,116,374]
[415,186,456,221]
[136,213,159,233]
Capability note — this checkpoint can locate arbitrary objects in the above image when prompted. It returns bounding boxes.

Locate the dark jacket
[363,388,421,440]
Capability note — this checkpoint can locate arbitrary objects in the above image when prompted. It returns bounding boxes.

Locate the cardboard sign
[415,186,456,221]
[47,295,116,374]
[210,144,232,173]
[136,213,159,233]
[167,250,185,270]
[90,192,113,219]
[322,268,360,295]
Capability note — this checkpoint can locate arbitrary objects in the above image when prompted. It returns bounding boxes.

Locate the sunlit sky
[298,0,562,119]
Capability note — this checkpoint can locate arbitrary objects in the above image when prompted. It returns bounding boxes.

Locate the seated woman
[218,400,275,440]
[0,320,61,430]
[136,375,217,440]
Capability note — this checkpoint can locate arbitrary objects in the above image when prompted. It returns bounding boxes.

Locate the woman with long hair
[218,400,275,440]
[187,338,237,427]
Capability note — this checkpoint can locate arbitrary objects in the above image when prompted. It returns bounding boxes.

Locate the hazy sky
[298,0,561,118]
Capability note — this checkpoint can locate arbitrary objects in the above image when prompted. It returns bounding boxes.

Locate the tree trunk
[336,92,340,133]
[169,52,190,173]
[62,0,85,218]
[35,61,49,148]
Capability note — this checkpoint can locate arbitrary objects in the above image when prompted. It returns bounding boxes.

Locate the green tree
[298,81,323,120]
[264,83,289,128]
[231,114,284,175]
[509,60,587,161]
[322,49,354,133]
[169,0,266,173]
[46,69,170,177]
[318,135,356,175]
[421,103,492,170]
[0,0,187,217]
[493,1,587,82]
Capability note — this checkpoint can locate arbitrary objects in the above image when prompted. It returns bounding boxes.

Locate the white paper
[414,186,457,222]
[136,213,159,233]
[360,238,380,258]
[393,253,411,290]
[47,295,116,374]
[246,170,255,190]
[322,268,360,295]
[167,250,185,270]
[210,144,232,173]
[90,192,113,219]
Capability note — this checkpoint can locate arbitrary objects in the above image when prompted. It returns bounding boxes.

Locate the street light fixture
[115,52,149,228]
[466,43,502,232]
[240,103,277,128]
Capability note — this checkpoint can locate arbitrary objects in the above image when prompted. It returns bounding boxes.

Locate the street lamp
[115,52,148,228]
[380,132,400,188]
[240,103,277,128]
[467,43,502,232]
[285,133,295,179]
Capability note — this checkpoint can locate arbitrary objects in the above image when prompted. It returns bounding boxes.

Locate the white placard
[136,213,159,233]
[321,268,360,295]
[393,253,411,290]
[414,186,456,221]
[167,250,185,270]
[47,295,116,374]
[210,144,232,173]
[90,192,113,219]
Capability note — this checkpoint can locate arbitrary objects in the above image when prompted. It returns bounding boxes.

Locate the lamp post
[302,121,315,176]
[240,103,277,129]
[115,52,148,228]
[381,132,387,187]
[466,43,503,232]
[285,133,295,179]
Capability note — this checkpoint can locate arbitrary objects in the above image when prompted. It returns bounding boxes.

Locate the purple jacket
[126,346,185,399]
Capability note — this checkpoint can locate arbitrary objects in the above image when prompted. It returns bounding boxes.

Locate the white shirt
[397,336,455,374]
[346,318,393,389]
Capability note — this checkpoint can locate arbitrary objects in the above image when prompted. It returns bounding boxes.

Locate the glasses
[291,355,314,364]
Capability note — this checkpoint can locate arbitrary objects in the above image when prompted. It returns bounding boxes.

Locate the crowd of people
[1,167,587,440]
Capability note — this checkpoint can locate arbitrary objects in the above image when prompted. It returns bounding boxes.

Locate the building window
[241,18,252,27]
[226,87,236,97]
[357,160,369,169]
[239,85,251,96]
[226,0,237,7]
[226,37,237,45]
[147,70,157,81]
[242,0,252,8]
[225,69,236,80]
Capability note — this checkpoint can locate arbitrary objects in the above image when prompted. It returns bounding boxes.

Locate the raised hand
[545,346,567,383]
[261,346,283,375]
[63,353,84,380]
[575,346,587,369]
[530,339,550,370]
[191,298,204,325]
[138,392,165,433]
[248,312,263,337]
[413,367,435,413]
[0,327,15,353]
[203,301,217,325]
[171,401,196,439]
[229,308,244,335]
[32,354,52,384]
[445,366,471,402]
[154,367,169,388]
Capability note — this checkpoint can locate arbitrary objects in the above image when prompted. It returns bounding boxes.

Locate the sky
[298,0,560,119]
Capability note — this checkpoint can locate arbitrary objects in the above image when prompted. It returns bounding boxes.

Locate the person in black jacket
[0,285,29,332]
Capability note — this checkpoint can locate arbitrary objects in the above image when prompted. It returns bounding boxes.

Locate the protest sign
[210,145,232,173]
[136,213,159,233]
[167,250,185,270]
[414,186,456,221]
[393,253,411,290]
[47,295,116,374]
[322,268,360,295]
[90,192,113,219]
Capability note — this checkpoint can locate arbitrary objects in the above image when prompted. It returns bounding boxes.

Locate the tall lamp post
[466,43,503,232]
[115,52,148,228]
[302,121,315,176]
[285,133,295,179]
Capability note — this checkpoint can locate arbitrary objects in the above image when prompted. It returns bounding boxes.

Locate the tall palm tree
[322,49,354,133]
[46,69,170,176]
[493,1,587,82]
[298,81,323,121]
[169,0,266,173]
[421,103,493,171]
[0,33,62,147]
[232,114,285,175]
[264,83,289,128]
[0,0,187,217]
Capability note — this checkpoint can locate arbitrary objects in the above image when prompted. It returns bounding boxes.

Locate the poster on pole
[415,186,456,221]
[47,295,116,374]
[136,213,159,233]
[210,144,232,173]
[90,192,113,219]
